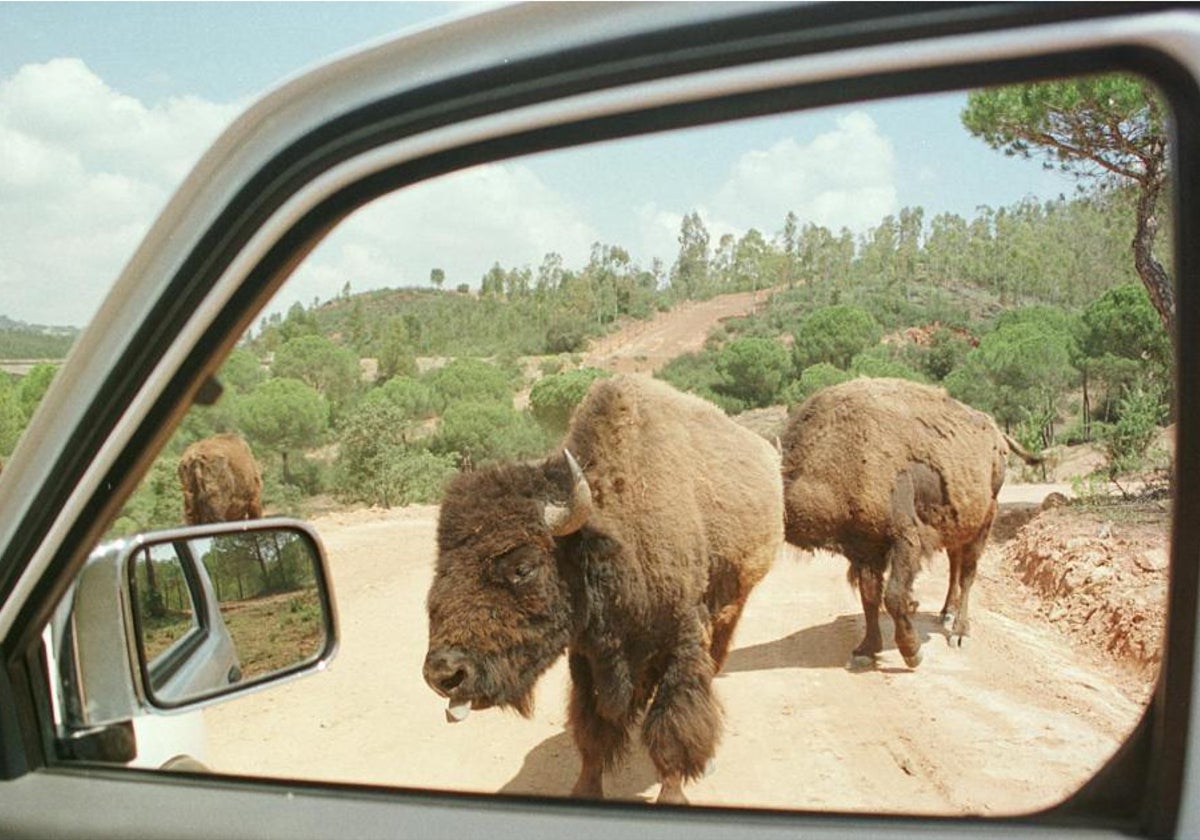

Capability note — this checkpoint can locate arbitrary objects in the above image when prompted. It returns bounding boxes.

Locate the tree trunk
[1082,368,1091,442]
[1133,164,1175,339]
[253,538,270,593]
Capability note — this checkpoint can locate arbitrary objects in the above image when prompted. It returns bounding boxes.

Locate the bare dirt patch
[999,497,1168,702]
[582,289,771,374]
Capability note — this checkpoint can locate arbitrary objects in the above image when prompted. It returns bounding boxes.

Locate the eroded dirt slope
[582,289,771,374]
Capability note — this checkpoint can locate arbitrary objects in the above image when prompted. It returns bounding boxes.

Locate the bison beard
[423,375,783,804]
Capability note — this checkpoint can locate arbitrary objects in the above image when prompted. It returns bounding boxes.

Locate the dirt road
[205,483,1150,817]
[582,289,771,374]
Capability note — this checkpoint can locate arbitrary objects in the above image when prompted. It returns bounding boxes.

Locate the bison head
[424,450,591,722]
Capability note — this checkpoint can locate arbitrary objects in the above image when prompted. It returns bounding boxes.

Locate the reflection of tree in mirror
[133,548,197,661]
[199,531,323,682]
[202,532,317,602]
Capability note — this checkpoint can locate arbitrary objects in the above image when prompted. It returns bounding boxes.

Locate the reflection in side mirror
[129,522,335,709]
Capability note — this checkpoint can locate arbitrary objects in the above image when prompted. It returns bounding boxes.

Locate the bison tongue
[445,700,471,723]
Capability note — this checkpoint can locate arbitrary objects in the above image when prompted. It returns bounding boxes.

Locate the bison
[423,374,783,804]
[780,377,1041,670]
[177,433,264,525]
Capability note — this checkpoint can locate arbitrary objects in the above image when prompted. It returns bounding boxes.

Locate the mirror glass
[130,526,328,708]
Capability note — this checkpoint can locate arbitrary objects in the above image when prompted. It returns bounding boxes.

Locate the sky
[0,2,1086,328]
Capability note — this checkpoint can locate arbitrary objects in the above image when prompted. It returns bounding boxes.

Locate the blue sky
[0,2,1084,327]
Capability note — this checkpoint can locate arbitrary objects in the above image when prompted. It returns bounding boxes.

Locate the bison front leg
[567,653,631,799]
[642,632,721,805]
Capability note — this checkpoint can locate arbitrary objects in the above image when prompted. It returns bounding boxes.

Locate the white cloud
[281,162,599,314]
[0,58,603,327]
[713,111,896,235]
[0,59,242,325]
[630,111,897,272]
[633,203,683,271]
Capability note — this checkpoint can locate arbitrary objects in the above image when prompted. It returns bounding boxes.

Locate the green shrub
[1101,388,1166,475]
[791,305,882,370]
[529,368,611,434]
[364,376,436,421]
[111,455,186,535]
[380,449,459,505]
[781,363,853,407]
[848,350,926,382]
[545,321,587,354]
[424,358,514,411]
[715,337,792,408]
[432,401,551,468]
[657,351,722,401]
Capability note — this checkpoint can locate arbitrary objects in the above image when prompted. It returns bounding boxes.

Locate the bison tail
[1003,432,1044,466]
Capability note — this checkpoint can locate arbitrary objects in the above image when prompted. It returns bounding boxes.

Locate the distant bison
[780,377,1040,670]
[178,433,264,525]
[423,375,783,804]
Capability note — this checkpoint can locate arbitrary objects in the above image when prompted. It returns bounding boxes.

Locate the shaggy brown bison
[177,433,264,525]
[423,374,783,804]
[780,377,1040,670]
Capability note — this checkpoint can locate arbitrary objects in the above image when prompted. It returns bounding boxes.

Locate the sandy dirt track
[582,290,771,374]
[205,483,1150,816]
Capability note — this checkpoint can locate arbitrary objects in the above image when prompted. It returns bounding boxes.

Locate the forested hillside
[0,181,1172,536]
[0,319,76,360]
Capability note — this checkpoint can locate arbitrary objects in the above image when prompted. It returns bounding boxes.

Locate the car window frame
[1,3,1199,837]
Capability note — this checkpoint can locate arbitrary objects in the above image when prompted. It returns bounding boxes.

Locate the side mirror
[127,522,336,709]
[53,519,337,739]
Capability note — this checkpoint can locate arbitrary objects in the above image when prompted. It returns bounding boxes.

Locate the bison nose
[423,648,473,697]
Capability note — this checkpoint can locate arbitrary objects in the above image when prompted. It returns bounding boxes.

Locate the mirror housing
[50,519,337,735]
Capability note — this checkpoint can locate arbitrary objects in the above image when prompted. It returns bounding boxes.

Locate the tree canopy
[963,74,1173,335]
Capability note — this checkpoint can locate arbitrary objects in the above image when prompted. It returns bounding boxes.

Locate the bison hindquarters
[177,434,264,526]
[782,377,1011,671]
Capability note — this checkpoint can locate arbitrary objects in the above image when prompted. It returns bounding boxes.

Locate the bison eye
[494,550,538,587]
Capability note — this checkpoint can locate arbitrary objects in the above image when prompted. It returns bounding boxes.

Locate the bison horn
[543,449,592,536]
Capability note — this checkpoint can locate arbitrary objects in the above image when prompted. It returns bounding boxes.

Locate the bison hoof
[656,781,688,805]
[847,653,876,672]
[903,649,923,669]
[948,633,969,649]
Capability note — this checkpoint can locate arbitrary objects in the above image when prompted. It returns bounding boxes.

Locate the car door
[2,3,1200,838]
